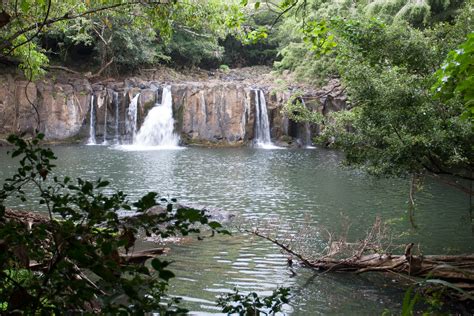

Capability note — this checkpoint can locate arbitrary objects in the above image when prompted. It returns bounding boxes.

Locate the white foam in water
[102,95,108,145]
[253,89,282,149]
[125,93,140,140]
[117,144,184,151]
[257,143,283,149]
[87,95,96,145]
[116,86,182,151]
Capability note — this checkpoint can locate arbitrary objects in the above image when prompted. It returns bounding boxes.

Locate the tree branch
[89,57,115,79]
[5,0,52,55]
[426,173,474,195]
[1,1,167,52]
[245,228,315,268]
[45,65,81,75]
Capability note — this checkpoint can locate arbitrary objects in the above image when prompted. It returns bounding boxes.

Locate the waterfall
[87,94,96,145]
[200,90,207,118]
[102,96,108,145]
[254,89,277,148]
[304,122,315,148]
[132,86,180,148]
[113,91,120,144]
[125,93,140,142]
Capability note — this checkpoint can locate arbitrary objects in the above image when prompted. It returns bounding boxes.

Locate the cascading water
[113,91,120,144]
[125,93,140,142]
[304,122,315,149]
[253,89,278,149]
[87,95,96,145]
[102,96,108,145]
[132,85,180,148]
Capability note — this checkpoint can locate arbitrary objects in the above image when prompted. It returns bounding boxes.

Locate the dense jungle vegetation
[0,0,473,314]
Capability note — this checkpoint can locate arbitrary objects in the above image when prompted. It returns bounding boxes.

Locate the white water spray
[253,89,279,149]
[87,95,96,145]
[133,86,179,148]
[125,93,140,142]
[113,91,120,144]
[102,97,108,145]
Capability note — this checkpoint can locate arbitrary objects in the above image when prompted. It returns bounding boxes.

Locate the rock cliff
[0,71,346,146]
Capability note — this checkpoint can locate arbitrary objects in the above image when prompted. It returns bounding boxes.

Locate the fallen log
[249,228,474,297]
[121,247,169,264]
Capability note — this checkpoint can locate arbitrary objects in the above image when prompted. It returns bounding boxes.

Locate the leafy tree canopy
[269,0,473,191]
[0,0,241,76]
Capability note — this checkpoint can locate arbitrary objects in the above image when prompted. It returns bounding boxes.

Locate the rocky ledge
[0,67,346,146]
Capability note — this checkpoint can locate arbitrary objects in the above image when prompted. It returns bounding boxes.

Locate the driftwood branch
[121,247,168,264]
[246,229,314,268]
[248,217,474,299]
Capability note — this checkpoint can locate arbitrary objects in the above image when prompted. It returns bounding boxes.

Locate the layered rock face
[0,75,91,139]
[173,83,251,144]
[0,74,346,146]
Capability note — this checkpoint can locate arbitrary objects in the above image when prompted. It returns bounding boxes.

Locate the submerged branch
[248,219,474,298]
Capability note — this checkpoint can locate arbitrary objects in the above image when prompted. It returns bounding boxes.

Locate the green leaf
[96,180,110,189]
[151,258,164,271]
[177,208,203,222]
[134,192,158,211]
[20,0,30,13]
[82,181,93,194]
[159,269,175,281]
[208,221,222,229]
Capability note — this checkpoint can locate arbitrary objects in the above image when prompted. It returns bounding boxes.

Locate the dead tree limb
[248,227,474,296]
[46,65,82,75]
[88,57,114,79]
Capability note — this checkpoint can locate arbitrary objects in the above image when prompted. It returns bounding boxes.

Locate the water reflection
[0,145,471,314]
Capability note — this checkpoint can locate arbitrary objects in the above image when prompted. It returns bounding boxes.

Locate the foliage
[0,0,239,75]
[220,34,278,67]
[165,29,223,68]
[282,94,324,124]
[9,36,48,80]
[400,287,421,316]
[273,1,473,183]
[217,287,290,315]
[219,64,230,72]
[0,133,230,314]
[274,42,338,86]
[433,32,474,122]
[364,0,465,26]
[219,4,279,67]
